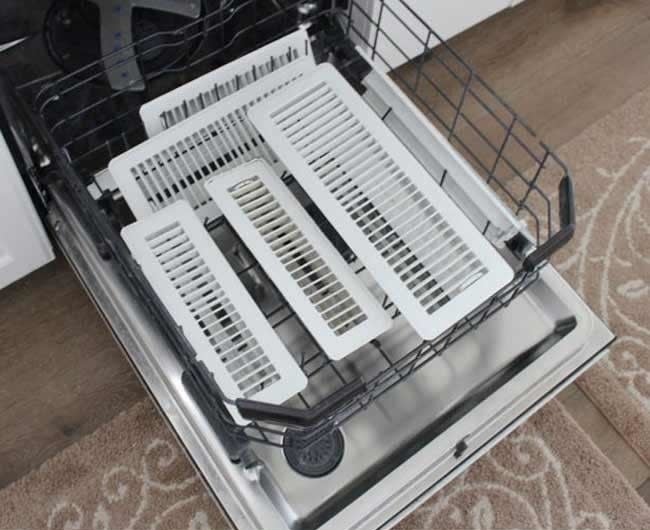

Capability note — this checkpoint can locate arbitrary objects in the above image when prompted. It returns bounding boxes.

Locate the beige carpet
[550,83,650,464]
[1,398,648,530]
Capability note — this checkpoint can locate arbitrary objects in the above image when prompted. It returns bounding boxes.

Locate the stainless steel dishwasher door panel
[48,186,613,530]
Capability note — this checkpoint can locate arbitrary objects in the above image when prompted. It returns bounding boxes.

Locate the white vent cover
[140,28,314,137]
[205,160,392,360]
[121,200,307,425]
[249,64,514,341]
[110,57,314,223]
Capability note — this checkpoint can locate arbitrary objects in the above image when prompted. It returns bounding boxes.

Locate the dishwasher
[0,1,614,529]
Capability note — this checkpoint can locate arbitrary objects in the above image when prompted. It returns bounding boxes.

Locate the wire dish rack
[16,0,576,453]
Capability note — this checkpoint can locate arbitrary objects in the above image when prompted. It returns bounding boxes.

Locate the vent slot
[249,65,514,340]
[140,29,314,137]
[206,160,391,360]
[110,57,314,222]
[121,200,307,424]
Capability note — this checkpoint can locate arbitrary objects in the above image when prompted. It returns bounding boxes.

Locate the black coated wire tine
[264,303,289,320]
[304,358,332,379]
[105,139,113,160]
[372,339,395,369]
[120,132,129,152]
[298,393,311,408]
[448,71,473,139]
[413,31,432,93]
[487,115,517,185]
[439,169,448,187]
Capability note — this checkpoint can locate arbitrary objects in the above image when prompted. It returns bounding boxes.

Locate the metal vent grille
[110,57,314,222]
[249,65,514,340]
[121,200,307,424]
[140,29,314,137]
[206,160,391,360]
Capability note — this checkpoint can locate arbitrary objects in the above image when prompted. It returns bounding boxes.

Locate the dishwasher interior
[3,1,607,529]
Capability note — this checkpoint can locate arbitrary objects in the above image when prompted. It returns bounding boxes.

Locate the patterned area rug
[1,398,648,530]
[552,85,650,463]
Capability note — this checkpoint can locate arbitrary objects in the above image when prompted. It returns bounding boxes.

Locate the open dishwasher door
[0,1,614,529]
[46,181,613,530]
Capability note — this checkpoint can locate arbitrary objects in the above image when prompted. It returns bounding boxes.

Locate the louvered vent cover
[249,64,514,341]
[110,57,313,222]
[140,28,314,137]
[205,160,392,360]
[121,200,307,424]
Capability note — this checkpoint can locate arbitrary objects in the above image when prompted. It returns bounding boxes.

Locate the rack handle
[522,175,575,272]
[235,378,366,428]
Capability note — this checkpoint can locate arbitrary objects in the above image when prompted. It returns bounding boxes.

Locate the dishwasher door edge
[363,326,612,530]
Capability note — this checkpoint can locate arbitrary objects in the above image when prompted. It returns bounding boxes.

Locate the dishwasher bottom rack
[177,209,544,449]
[16,0,575,451]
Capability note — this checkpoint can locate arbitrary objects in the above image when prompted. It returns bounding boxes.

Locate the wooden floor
[1,0,650,499]
[0,255,144,488]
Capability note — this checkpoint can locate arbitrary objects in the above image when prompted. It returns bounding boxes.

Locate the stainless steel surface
[49,183,613,530]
